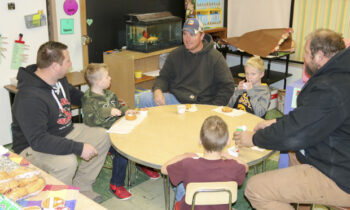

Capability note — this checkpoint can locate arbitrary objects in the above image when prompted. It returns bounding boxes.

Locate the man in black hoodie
[138,18,234,107]
[11,41,110,203]
[234,29,350,209]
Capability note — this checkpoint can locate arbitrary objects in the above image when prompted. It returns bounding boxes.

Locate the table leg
[254,165,258,174]
[162,174,170,210]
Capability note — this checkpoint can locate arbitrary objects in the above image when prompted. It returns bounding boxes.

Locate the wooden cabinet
[205,27,227,40]
[103,47,177,108]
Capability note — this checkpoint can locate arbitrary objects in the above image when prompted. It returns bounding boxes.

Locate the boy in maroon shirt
[161,115,248,210]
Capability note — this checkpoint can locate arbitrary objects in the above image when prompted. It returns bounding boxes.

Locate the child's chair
[184,181,238,210]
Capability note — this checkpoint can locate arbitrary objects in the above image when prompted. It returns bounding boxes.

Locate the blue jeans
[109,147,128,187]
[136,92,180,108]
[175,183,186,201]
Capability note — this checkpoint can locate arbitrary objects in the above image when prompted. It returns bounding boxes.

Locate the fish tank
[125,12,182,53]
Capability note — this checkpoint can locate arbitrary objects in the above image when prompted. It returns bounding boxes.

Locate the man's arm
[15,97,84,156]
[152,52,176,95]
[153,89,166,106]
[244,86,343,151]
[212,55,234,105]
[161,153,198,175]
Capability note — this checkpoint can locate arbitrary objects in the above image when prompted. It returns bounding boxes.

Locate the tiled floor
[101,178,174,210]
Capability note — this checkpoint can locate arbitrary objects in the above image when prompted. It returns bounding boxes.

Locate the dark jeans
[109,147,128,187]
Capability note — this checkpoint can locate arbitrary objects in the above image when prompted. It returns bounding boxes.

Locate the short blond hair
[200,115,229,153]
[84,63,109,87]
[245,56,265,72]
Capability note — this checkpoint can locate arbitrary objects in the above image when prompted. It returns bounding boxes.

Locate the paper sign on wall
[291,87,301,109]
[60,19,74,34]
[0,35,8,64]
[11,34,28,70]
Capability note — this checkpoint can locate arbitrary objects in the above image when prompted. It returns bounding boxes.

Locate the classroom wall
[55,1,83,72]
[0,1,84,145]
[0,0,49,145]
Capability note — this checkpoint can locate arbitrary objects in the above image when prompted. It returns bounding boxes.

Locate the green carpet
[265,108,284,120]
[93,155,151,201]
[233,159,279,209]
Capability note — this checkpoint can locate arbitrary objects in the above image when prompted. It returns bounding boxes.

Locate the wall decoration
[11,34,28,70]
[0,34,8,64]
[60,19,74,34]
[63,0,78,16]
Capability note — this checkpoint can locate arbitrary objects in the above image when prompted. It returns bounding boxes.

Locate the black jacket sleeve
[152,53,175,92]
[253,84,344,151]
[15,96,84,156]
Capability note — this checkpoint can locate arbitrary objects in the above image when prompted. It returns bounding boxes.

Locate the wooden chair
[185,181,238,210]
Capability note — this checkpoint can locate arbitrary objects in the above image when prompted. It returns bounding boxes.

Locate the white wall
[0,0,49,145]
[0,1,83,145]
[55,1,83,72]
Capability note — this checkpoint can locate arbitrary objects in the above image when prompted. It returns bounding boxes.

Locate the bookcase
[103,47,177,108]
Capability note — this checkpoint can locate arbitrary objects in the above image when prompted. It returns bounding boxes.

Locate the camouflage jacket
[82,89,128,129]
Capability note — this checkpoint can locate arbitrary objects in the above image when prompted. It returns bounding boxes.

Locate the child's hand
[237,80,245,90]
[243,81,253,90]
[125,109,137,116]
[111,108,122,116]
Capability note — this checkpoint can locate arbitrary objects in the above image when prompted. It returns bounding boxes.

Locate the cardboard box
[284,79,305,114]
[268,88,278,110]
[277,89,286,113]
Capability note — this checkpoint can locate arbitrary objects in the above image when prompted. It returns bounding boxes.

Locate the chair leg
[162,174,170,210]
[173,187,178,210]
[262,160,267,172]
[127,161,133,187]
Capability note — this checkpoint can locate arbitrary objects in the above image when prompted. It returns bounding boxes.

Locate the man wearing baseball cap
[139,17,234,107]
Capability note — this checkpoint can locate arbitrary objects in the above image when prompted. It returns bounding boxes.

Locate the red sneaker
[139,167,160,179]
[110,184,132,200]
[174,201,180,210]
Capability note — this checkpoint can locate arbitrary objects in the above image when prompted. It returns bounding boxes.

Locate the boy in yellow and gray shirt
[227,56,270,117]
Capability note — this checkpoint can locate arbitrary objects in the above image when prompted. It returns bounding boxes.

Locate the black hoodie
[253,47,350,193]
[11,64,84,156]
[153,34,234,105]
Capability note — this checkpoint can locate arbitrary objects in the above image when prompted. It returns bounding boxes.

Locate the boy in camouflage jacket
[82,63,135,200]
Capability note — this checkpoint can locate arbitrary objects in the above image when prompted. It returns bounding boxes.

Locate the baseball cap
[183,18,204,35]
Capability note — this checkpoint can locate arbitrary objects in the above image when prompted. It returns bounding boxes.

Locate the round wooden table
[109,104,274,210]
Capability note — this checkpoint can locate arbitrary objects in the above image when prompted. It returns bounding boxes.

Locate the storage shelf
[220,48,294,88]
[134,75,155,84]
[104,47,177,108]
